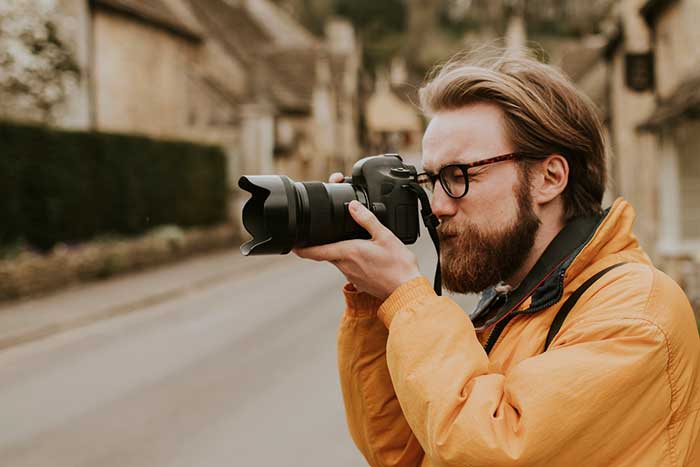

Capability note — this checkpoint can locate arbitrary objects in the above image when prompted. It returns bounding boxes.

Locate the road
[0,223,477,467]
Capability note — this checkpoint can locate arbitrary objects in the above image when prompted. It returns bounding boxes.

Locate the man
[295,51,700,466]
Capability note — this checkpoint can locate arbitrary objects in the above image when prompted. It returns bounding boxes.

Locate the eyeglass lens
[417,167,469,198]
[439,166,468,198]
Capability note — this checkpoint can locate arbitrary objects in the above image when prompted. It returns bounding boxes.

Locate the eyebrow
[422,160,466,175]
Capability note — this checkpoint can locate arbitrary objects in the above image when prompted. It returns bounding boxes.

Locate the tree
[334,0,407,72]
[0,0,80,122]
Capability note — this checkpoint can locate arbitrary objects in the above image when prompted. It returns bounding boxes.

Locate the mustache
[437,223,461,238]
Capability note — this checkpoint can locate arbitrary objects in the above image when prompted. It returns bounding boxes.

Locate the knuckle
[329,172,344,183]
[375,229,391,242]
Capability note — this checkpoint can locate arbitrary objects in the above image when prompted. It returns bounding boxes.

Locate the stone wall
[93,10,197,138]
[654,0,700,99]
[54,0,91,130]
[0,224,237,302]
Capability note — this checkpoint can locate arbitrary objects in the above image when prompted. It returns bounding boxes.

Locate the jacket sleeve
[376,276,673,466]
[337,283,425,467]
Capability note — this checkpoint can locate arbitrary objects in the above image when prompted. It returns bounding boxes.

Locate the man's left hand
[293,200,422,301]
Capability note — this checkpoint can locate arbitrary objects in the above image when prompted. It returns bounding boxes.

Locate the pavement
[0,222,478,466]
[0,250,278,351]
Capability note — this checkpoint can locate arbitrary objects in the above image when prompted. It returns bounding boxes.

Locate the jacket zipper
[483,268,567,354]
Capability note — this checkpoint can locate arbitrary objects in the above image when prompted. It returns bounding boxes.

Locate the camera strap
[543,262,626,352]
[405,183,442,296]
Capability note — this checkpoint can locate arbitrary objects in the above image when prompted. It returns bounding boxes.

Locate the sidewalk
[0,249,277,351]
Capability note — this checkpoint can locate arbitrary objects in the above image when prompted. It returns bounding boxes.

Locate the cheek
[457,174,521,226]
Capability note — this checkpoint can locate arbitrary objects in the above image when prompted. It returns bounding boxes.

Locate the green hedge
[0,122,228,251]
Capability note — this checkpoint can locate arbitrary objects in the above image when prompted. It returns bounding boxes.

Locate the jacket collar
[469,198,643,327]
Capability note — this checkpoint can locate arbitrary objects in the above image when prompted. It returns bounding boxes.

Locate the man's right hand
[294,170,421,300]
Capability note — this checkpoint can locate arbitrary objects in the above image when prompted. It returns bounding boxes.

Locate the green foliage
[362,32,406,74]
[334,0,405,33]
[334,0,406,71]
[0,122,228,251]
[296,0,336,36]
[438,8,485,38]
[527,19,584,39]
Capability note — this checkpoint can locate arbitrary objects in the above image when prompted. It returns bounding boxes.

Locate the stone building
[365,72,423,158]
[4,0,362,227]
[92,1,209,136]
[574,0,700,312]
[27,0,245,190]
[639,0,700,255]
[184,0,361,183]
[638,0,700,310]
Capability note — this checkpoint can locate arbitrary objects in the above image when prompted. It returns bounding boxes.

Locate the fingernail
[349,201,361,212]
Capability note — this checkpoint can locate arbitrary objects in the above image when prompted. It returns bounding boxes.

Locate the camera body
[238,154,420,255]
[350,154,419,244]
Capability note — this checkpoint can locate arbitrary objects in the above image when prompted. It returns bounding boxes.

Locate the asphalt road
[0,224,477,466]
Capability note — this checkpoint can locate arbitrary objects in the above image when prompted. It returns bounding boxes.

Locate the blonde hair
[419,48,607,221]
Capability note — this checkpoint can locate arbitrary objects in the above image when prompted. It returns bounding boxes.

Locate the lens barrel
[238,175,363,255]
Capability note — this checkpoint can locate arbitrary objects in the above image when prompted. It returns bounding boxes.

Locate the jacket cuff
[342,282,383,318]
[378,276,436,327]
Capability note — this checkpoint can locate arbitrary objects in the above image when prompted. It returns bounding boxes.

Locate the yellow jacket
[338,199,700,466]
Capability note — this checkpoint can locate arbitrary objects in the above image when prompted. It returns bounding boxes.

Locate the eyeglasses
[416,152,538,199]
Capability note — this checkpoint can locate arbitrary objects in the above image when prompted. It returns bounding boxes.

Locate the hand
[293,173,421,300]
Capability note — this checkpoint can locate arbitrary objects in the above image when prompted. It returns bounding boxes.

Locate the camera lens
[238,175,365,255]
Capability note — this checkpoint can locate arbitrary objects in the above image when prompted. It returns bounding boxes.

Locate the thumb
[349,201,388,239]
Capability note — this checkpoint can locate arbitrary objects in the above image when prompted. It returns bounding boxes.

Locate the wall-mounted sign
[625,52,655,92]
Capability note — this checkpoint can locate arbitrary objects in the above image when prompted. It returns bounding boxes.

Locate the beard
[437,176,541,294]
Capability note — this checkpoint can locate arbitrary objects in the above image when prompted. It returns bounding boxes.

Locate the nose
[429,183,458,220]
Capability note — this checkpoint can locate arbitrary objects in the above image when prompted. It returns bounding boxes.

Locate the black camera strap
[405,183,442,296]
[542,262,626,352]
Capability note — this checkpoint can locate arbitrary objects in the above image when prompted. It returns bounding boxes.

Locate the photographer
[294,51,700,466]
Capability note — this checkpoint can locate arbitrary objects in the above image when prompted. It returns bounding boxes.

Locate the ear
[531,154,568,205]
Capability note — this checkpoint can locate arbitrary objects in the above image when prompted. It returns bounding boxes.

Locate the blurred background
[0,0,698,466]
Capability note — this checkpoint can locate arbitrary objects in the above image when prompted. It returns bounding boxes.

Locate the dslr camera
[238,154,421,255]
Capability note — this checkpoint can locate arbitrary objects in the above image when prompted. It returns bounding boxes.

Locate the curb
[0,254,279,352]
[0,224,237,303]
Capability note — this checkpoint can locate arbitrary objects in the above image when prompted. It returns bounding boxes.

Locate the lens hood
[238,175,298,255]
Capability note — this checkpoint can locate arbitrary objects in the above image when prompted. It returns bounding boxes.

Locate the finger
[328,172,344,183]
[348,201,391,240]
[293,241,352,262]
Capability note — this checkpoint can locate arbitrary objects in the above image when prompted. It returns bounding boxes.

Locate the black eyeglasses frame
[416,152,545,199]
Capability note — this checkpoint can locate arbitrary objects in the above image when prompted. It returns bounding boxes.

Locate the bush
[0,122,228,251]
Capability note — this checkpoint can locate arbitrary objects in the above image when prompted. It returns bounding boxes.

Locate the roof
[188,0,323,113]
[201,75,241,108]
[366,80,422,133]
[186,0,317,63]
[265,48,318,113]
[391,83,420,112]
[244,0,318,49]
[186,0,270,64]
[93,0,202,42]
[639,70,700,131]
